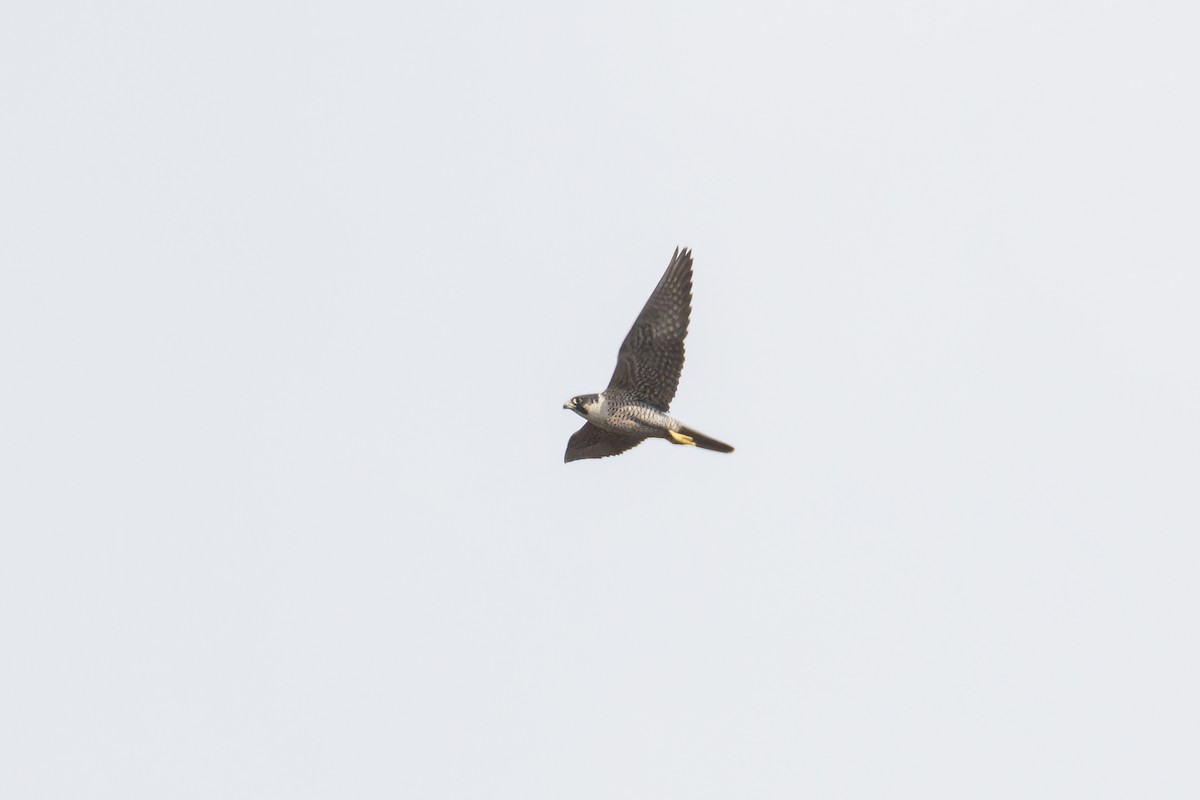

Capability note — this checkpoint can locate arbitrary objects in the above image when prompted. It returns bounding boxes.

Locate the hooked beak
[563,400,575,410]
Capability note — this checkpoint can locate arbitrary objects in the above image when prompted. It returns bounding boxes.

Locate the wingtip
[671,246,694,270]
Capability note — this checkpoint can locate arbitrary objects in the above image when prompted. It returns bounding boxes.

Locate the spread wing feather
[606,247,693,410]
[564,422,646,463]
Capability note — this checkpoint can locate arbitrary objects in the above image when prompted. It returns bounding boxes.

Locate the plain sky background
[2,2,1198,797]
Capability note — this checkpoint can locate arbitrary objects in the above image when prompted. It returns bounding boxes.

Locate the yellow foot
[667,430,696,446]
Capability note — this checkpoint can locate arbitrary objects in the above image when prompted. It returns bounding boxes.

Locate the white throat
[585,393,608,423]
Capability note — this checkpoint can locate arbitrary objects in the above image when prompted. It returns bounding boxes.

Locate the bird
[563,247,734,463]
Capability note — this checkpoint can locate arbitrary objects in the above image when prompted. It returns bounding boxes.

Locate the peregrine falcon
[563,247,734,463]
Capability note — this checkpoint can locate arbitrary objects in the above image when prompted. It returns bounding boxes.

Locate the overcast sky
[2,2,1198,798]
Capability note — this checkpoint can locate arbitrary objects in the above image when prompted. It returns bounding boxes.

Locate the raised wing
[564,422,646,463]
[606,247,693,410]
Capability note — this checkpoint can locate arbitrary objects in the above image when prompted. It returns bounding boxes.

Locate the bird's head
[563,393,600,419]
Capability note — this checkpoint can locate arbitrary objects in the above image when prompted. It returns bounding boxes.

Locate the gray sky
[3,2,1198,797]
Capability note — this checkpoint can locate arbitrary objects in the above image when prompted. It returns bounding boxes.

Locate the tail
[668,425,735,453]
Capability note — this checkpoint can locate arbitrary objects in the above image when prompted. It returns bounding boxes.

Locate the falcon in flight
[563,247,734,463]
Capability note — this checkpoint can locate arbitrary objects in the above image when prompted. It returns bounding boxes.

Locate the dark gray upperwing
[606,247,693,410]
[564,422,646,463]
